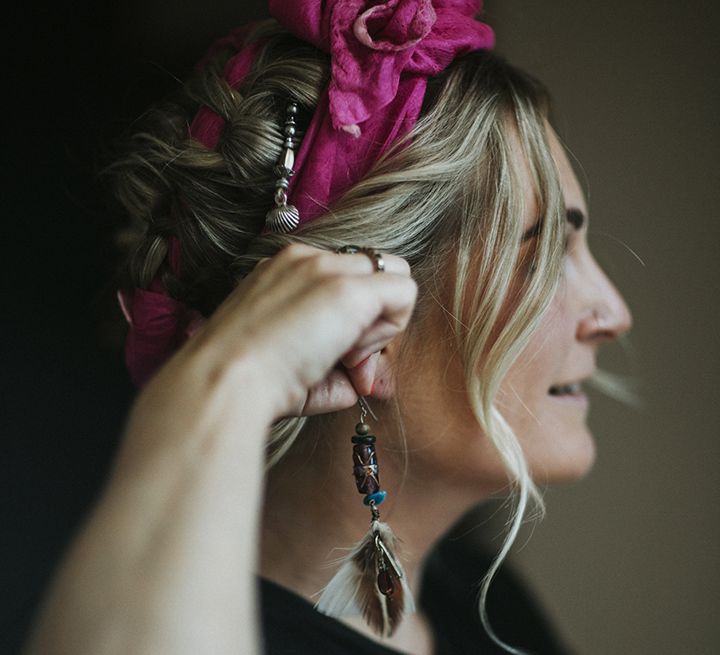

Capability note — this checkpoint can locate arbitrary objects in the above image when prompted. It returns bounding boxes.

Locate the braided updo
[111,21,328,316]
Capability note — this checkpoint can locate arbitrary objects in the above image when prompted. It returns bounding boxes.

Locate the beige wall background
[483,2,720,653]
[118,1,719,652]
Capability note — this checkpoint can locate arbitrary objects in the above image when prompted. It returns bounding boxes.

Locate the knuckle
[407,276,419,297]
[323,275,362,311]
[396,256,412,276]
[397,274,418,298]
[301,254,333,278]
[324,274,357,301]
[281,242,313,261]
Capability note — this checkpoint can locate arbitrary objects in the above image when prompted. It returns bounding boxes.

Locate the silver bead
[281,148,295,172]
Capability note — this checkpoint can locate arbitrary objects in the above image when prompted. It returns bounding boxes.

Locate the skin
[25,247,418,655]
[25,128,630,655]
[500,128,632,482]
[385,127,633,499]
[259,128,632,653]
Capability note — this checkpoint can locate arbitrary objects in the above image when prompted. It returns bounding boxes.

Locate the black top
[259,536,572,654]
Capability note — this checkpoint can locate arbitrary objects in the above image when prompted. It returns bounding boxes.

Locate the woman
[25,2,631,654]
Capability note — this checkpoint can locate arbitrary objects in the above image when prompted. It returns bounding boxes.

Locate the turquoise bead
[363,491,387,506]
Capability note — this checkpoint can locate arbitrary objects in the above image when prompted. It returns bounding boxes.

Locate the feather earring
[314,398,414,637]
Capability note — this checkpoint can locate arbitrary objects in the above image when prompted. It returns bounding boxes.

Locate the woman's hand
[158,243,417,421]
[24,243,416,655]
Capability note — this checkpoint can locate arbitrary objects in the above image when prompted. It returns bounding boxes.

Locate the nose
[575,252,633,343]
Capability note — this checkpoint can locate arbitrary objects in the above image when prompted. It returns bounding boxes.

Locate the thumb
[344,352,379,397]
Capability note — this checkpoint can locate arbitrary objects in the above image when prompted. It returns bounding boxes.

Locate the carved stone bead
[352,443,379,494]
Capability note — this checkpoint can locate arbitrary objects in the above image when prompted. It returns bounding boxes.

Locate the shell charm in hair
[314,402,414,637]
[265,101,300,233]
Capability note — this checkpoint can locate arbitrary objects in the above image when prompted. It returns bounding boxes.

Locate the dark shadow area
[3,3,267,651]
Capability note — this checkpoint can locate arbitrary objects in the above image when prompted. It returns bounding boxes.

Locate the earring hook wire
[358,396,377,422]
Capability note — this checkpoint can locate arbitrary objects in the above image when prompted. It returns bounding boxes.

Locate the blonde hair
[111,19,565,653]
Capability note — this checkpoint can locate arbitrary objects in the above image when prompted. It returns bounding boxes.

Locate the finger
[309,256,409,284]
[336,275,417,368]
[256,243,410,277]
[340,324,402,369]
[344,351,379,397]
[299,368,360,416]
[332,250,411,276]
[346,272,417,327]
[230,249,409,318]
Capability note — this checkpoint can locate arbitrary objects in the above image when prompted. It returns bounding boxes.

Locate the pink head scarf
[119,0,494,387]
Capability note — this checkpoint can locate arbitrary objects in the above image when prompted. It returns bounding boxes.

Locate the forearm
[25,356,274,655]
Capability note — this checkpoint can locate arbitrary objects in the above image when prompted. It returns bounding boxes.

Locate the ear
[369,341,399,401]
[343,339,401,399]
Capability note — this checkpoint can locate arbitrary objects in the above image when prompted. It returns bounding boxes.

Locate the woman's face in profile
[499,128,633,482]
[397,127,632,490]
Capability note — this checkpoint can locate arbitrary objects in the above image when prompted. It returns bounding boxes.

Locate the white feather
[313,521,415,619]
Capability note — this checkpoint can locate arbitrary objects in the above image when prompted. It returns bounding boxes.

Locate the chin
[527,426,597,484]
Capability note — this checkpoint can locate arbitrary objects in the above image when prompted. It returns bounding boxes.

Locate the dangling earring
[314,397,414,637]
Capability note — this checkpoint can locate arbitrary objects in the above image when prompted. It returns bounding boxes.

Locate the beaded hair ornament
[117,0,494,637]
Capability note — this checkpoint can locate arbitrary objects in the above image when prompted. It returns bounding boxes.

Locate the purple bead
[352,443,380,494]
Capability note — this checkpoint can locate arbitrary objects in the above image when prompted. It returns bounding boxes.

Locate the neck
[258,407,491,652]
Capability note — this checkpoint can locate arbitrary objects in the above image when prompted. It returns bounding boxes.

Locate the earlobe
[346,341,400,400]
[369,345,398,401]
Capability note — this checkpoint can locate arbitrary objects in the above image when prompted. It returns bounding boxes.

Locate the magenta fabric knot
[118,237,205,388]
[353,1,436,53]
[271,0,494,136]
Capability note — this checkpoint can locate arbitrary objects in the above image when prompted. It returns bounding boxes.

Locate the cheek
[396,287,594,488]
[395,345,515,489]
[499,298,569,409]
[498,299,596,481]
